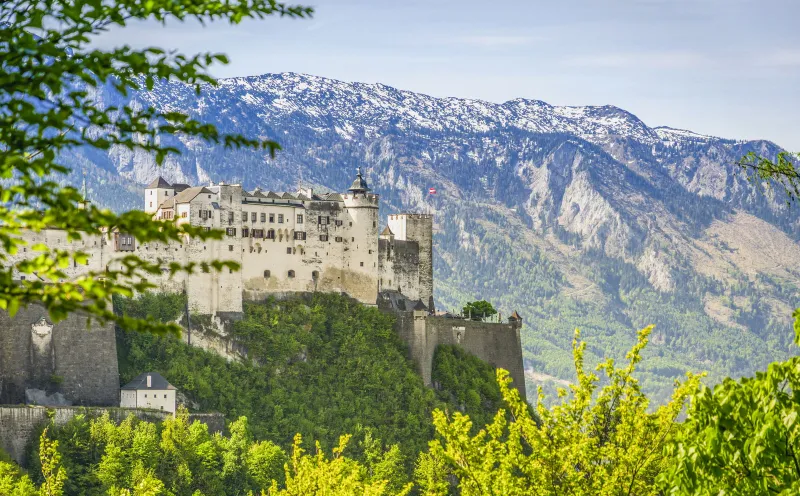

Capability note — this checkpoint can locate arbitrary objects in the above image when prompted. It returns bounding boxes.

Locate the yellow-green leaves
[428,326,702,496]
[268,434,412,496]
[662,310,800,495]
[0,0,311,335]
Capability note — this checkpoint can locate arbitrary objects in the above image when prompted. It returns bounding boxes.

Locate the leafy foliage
[431,345,504,429]
[0,0,310,334]
[115,292,494,476]
[461,300,497,321]
[426,326,702,495]
[662,309,800,495]
[738,151,800,204]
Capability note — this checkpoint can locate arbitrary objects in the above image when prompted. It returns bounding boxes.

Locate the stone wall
[388,306,527,401]
[0,305,119,407]
[0,406,225,466]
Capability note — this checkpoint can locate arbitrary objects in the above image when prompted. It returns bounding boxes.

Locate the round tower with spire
[342,168,380,303]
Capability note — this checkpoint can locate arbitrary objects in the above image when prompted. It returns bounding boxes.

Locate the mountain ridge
[66,72,799,402]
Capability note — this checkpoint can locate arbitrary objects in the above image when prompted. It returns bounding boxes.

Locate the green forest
[3,296,800,494]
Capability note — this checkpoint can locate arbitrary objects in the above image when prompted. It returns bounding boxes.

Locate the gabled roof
[281,192,296,200]
[173,186,214,204]
[509,311,523,321]
[121,372,176,391]
[266,191,281,199]
[172,183,191,192]
[249,189,267,198]
[413,300,428,311]
[146,176,171,189]
[380,226,394,237]
[319,192,343,202]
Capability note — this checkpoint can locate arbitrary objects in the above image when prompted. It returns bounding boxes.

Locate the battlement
[388,213,433,220]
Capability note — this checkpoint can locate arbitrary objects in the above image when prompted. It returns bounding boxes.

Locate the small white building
[120,372,177,413]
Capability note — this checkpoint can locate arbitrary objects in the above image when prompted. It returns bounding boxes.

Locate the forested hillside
[114,293,503,472]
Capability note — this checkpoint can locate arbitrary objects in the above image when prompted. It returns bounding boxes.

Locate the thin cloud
[759,49,800,67]
[564,51,707,69]
[452,35,542,47]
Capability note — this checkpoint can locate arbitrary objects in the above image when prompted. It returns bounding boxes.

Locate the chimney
[146,375,152,388]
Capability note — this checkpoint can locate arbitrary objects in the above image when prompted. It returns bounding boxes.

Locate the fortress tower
[341,168,380,304]
[386,214,434,311]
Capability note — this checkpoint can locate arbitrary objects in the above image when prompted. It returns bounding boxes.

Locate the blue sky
[95,0,800,149]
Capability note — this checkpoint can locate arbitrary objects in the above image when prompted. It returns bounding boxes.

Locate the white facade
[120,373,177,413]
[6,171,433,318]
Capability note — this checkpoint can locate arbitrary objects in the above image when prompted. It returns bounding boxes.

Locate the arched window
[288,270,296,278]
[263,270,270,278]
[312,270,319,279]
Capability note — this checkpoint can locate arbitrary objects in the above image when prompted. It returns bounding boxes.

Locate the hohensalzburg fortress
[4,169,527,407]
[12,169,433,316]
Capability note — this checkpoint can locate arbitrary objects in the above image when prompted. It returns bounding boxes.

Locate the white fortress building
[9,169,434,317]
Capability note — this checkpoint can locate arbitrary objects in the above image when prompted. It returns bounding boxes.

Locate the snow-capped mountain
[71,72,800,401]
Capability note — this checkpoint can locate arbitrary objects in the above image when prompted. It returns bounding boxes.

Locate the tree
[462,300,497,321]
[0,0,312,335]
[426,326,702,495]
[661,309,800,495]
[738,151,800,204]
[268,434,412,496]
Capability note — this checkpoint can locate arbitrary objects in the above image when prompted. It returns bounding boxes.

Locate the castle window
[150,191,152,195]
[264,270,270,278]
[294,231,306,240]
[312,270,319,279]
[269,213,275,223]
[318,216,329,225]
[297,214,304,224]
[203,227,211,232]
[166,191,170,196]
[351,237,355,242]
[254,229,265,239]
[278,214,284,223]
[349,222,353,227]
[182,212,187,218]
[226,227,236,236]
[228,211,234,223]
[368,250,372,254]
[242,227,249,237]
[360,262,364,267]
[320,234,328,241]
[251,212,257,222]
[261,213,266,222]
[335,220,343,227]
[286,247,292,254]
[335,236,342,242]
[149,202,152,208]
[242,211,248,222]
[288,270,295,278]
[373,221,376,228]
[266,229,275,239]
[229,245,234,251]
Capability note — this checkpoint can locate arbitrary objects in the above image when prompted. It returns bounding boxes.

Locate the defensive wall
[0,305,119,407]
[381,292,527,400]
[0,406,225,466]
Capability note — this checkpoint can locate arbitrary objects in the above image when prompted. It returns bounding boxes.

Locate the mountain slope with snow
[71,73,799,401]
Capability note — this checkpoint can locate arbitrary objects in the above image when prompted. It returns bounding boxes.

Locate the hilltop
[65,72,800,401]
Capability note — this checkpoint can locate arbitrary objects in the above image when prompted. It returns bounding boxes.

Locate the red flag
[429,187,437,194]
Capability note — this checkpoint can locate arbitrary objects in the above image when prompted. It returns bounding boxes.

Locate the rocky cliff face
[66,73,800,401]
